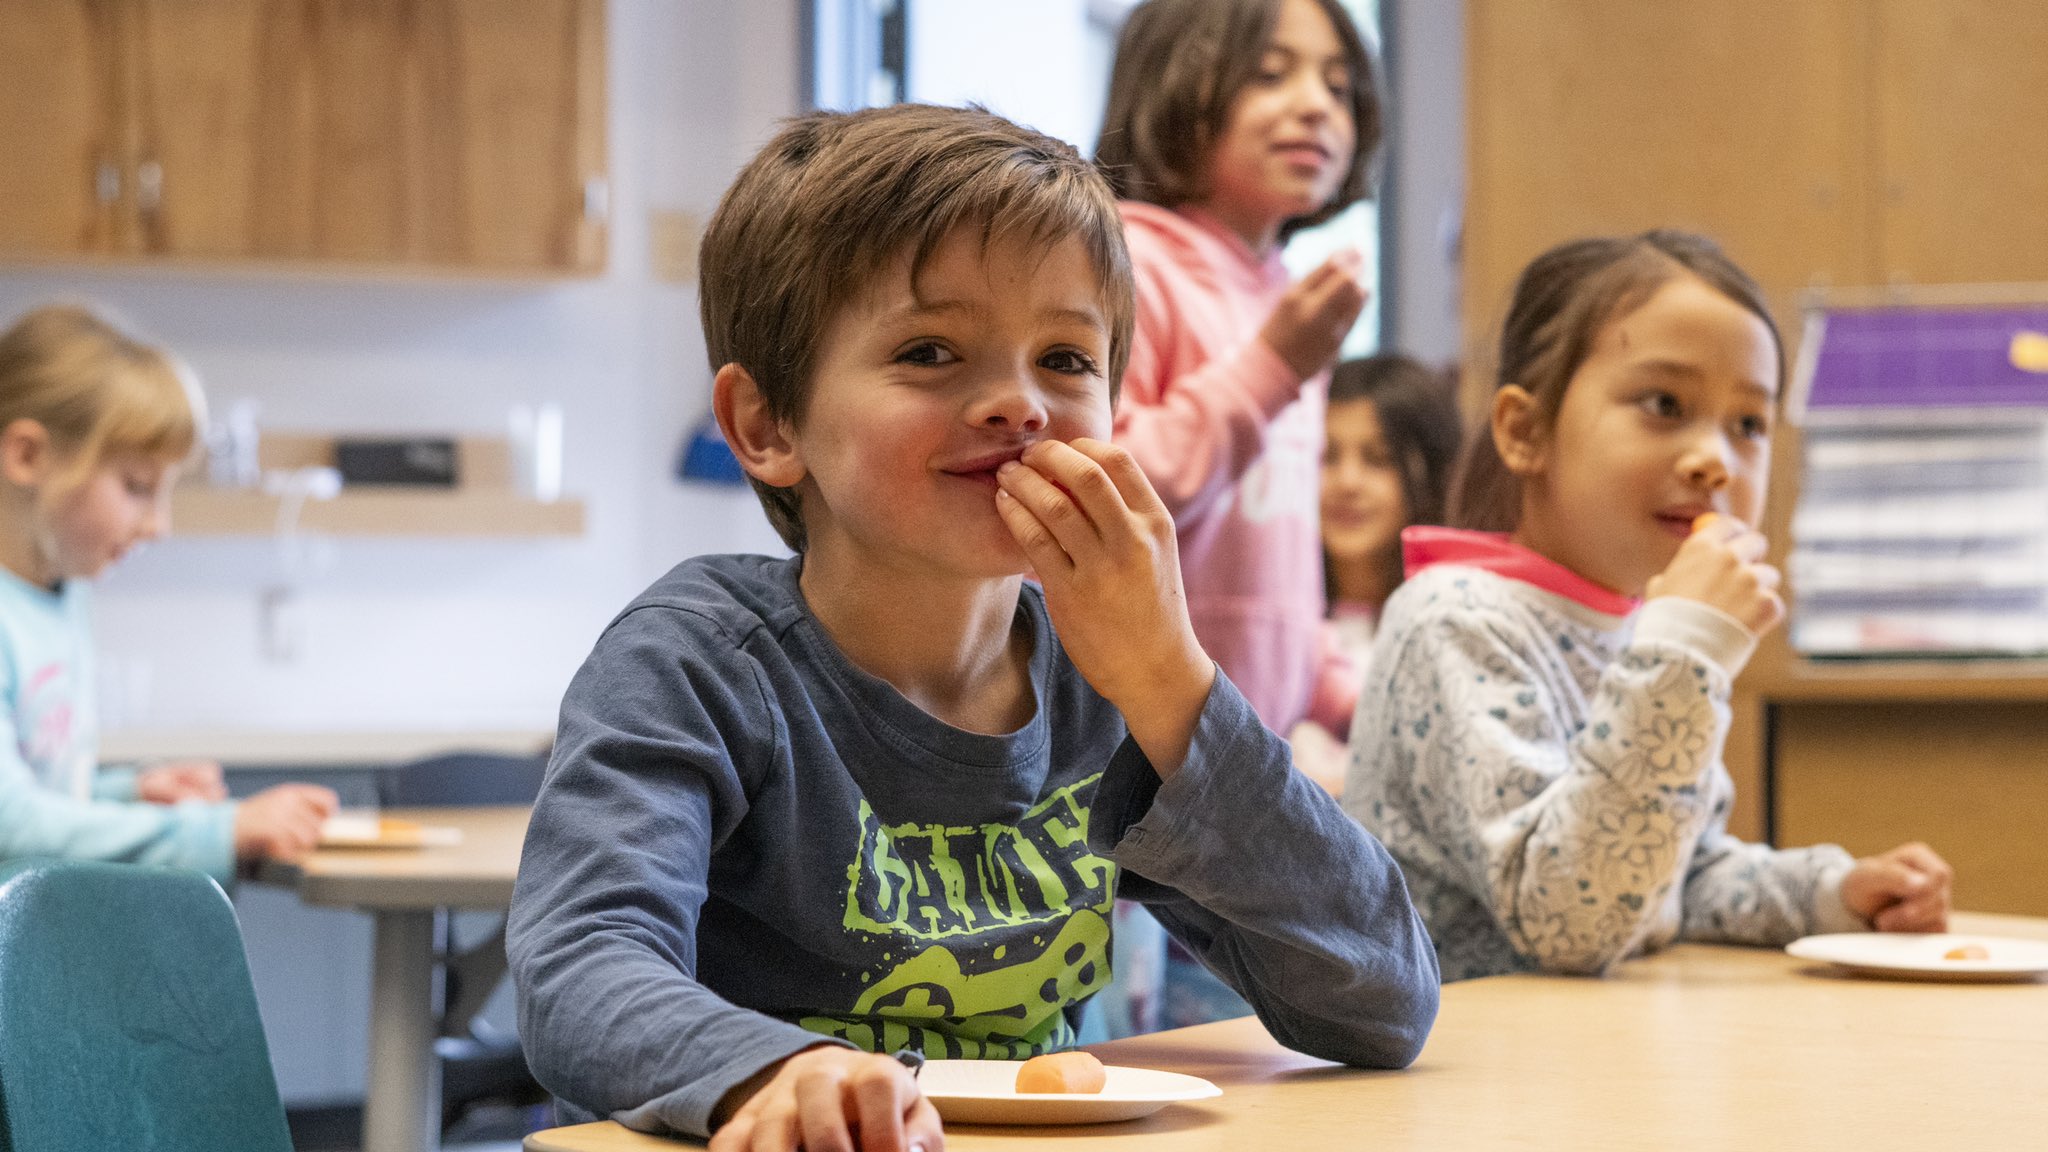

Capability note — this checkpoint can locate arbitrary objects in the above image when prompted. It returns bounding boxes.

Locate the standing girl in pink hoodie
[1085,0,1383,1037]
[1096,0,1381,739]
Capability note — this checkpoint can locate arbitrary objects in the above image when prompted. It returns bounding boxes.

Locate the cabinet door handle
[582,177,610,222]
[96,161,121,205]
[137,160,164,214]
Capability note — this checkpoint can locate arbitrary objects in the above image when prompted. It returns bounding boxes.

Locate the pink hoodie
[1114,201,1351,733]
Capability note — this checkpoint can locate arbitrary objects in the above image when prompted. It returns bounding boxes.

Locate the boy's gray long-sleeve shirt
[509,554,1438,1138]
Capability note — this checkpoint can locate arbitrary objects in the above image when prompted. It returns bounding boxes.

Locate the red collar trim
[1401,526,1640,616]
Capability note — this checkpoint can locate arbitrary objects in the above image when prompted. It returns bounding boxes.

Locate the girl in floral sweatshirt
[1344,231,1954,981]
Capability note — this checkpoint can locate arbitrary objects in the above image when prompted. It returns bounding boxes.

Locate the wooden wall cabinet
[1466,0,1875,345]
[1468,0,2048,344]
[0,2,133,258]
[0,0,607,275]
[1467,0,2048,911]
[1874,0,2048,286]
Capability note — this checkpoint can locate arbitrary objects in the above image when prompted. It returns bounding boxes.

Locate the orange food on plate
[1944,943,1990,961]
[1015,1051,1107,1095]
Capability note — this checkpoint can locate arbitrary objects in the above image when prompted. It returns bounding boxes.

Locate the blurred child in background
[0,304,336,884]
[1093,0,1385,1035]
[1288,353,1460,793]
[1097,0,1380,738]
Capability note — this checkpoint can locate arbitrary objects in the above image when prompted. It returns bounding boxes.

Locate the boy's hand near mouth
[995,437,1215,777]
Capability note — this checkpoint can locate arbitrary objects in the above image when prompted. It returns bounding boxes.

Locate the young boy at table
[507,104,1439,1151]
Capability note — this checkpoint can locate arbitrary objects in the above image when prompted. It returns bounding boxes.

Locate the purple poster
[1802,307,2048,411]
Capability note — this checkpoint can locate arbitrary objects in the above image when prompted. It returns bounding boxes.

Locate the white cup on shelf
[206,398,262,488]
[509,402,564,503]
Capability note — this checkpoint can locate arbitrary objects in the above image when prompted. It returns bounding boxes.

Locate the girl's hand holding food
[1644,513,1784,635]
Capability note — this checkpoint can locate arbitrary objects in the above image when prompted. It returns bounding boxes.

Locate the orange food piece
[1691,512,1718,534]
[1944,943,1990,961]
[1015,1051,1107,1094]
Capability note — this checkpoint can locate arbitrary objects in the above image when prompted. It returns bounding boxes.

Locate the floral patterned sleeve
[1680,824,1861,945]
[1388,602,1744,975]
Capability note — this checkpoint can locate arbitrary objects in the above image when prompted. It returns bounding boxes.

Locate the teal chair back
[0,859,293,1152]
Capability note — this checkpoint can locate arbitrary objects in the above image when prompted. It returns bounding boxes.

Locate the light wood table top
[525,912,2048,1151]
[257,804,529,910]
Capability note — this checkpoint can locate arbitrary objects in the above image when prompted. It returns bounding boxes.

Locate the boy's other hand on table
[995,438,1215,776]
[136,759,229,804]
[1842,841,1953,933]
[711,1045,941,1152]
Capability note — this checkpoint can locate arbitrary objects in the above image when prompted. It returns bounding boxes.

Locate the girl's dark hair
[1448,229,1783,532]
[1095,0,1381,241]
[1325,353,1462,603]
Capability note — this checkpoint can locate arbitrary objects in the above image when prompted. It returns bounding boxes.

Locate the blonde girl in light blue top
[0,304,336,882]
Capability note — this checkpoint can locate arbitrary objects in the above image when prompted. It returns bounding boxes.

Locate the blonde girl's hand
[136,759,228,804]
[1841,842,1953,933]
[1642,514,1785,635]
[231,783,340,864]
[994,438,1214,775]
[709,1046,942,1152]
[1259,250,1368,380]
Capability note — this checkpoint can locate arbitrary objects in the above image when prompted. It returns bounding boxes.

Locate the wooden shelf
[173,486,584,538]
[171,432,585,538]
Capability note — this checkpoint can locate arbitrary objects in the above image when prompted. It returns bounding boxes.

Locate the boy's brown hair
[700,103,1135,552]
[1449,230,1783,532]
[0,304,201,488]
[1095,0,1381,240]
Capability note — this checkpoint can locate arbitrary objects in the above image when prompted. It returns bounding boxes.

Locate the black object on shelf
[334,438,459,487]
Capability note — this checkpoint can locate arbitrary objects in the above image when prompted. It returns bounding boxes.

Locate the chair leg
[439,919,508,1040]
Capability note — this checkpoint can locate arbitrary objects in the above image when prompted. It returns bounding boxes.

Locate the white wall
[1383,0,1464,364]
[907,0,1103,152]
[0,0,797,738]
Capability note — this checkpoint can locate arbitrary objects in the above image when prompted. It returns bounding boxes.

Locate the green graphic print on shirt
[798,773,1117,1058]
